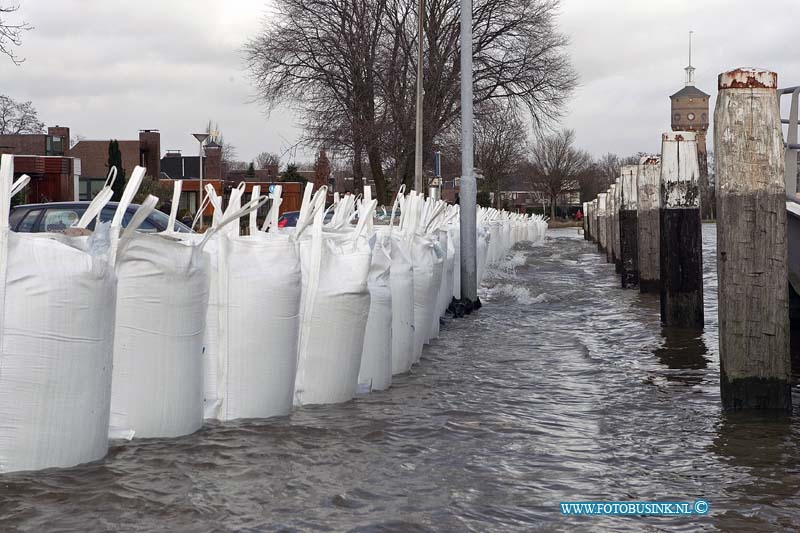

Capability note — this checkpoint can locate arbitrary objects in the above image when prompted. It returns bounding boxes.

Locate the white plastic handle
[10,174,30,198]
[116,195,158,258]
[198,195,269,250]
[249,185,261,235]
[111,166,147,230]
[166,180,182,234]
[75,187,114,229]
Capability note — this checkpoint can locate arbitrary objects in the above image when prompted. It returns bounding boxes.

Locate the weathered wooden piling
[637,155,661,293]
[590,199,598,242]
[715,68,791,410]
[582,201,589,240]
[597,193,608,254]
[659,131,703,328]
[606,185,616,264]
[612,178,623,273]
[619,165,639,288]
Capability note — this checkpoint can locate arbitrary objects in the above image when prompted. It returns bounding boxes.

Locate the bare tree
[254,151,280,170]
[474,102,528,208]
[244,0,576,203]
[0,94,44,134]
[0,4,32,65]
[526,129,591,219]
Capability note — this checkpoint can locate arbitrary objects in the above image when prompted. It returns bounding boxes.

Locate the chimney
[138,129,161,178]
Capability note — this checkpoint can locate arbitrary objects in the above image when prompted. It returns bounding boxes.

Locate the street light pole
[414,0,424,192]
[459,0,477,303]
[192,132,210,230]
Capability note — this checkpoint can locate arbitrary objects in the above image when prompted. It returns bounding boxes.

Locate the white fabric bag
[387,191,415,376]
[357,229,392,391]
[357,187,392,391]
[0,155,117,473]
[109,176,261,436]
[295,194,375,405]
[201,186,298,421]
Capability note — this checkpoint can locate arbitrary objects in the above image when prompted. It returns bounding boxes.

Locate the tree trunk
[549,192,557,220]
[367,143,387,204]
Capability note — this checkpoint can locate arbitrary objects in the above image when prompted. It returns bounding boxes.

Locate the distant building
[71,129,161,199]
[0,126,79,202]
[669,38,712,219]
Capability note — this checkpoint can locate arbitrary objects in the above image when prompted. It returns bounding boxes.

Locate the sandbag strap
[249,185,261,235]
[111,166,146,230]
[294,187,327,239]
[197,195,268,251]
[261,185,283,232]
[75,187,114,229]
[166,180,182,234]
[116,195,158,258]
[10,174,30,199]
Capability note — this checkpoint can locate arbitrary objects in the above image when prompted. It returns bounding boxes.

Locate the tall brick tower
[669,32,712,219]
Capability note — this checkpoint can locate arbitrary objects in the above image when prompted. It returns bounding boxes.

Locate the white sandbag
[476,224,490,286]
[0,155,116,473]
[203,186,298,421]
[109,176,261,437]
[389,231,415,375]
[357,228,392,391]
[295,193,376,405]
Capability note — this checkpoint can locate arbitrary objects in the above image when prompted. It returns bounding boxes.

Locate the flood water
[2,225,800,532]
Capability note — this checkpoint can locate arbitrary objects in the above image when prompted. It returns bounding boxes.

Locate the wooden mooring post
[590,198,598,242]
[619,164,639,288]
[597,193,608,254]
[606,185,616,264]
[582,201,590,240]
[637,155,661,293]
[715,68,790,410]
[612,177,623,273]
[659,131,703,328]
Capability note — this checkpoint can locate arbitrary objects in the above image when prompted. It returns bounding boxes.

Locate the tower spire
[685,31,695,86]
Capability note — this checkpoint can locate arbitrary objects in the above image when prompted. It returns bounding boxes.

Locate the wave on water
[482,284,550,305]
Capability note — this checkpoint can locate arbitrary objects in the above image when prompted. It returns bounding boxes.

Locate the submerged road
[1,226,799,531]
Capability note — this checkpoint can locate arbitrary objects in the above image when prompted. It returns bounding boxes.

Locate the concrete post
[606,185,616,264]
[597,193,607,254]
[637,155,661,293]
[619,164,639,288]
[659,131,703,328]
[458,0,477,304]
[715,68,790,410]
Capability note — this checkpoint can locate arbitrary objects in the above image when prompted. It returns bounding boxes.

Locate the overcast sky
[1,0,799,165]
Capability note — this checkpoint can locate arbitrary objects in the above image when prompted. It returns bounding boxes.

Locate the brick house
[0,126,79,202]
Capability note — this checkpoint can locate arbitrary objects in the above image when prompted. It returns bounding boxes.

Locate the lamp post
[192,133,210,230]
[414,0,424,192]
[459,0,477,304]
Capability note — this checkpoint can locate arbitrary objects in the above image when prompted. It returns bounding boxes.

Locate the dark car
[9,202,194,233]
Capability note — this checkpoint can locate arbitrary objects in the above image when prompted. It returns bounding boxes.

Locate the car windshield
[147,208,193,233]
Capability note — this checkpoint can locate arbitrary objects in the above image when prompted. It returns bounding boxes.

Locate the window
[46,135,64,156]
[18,209,42,232]
[43,209,80,232]
[98,207,158,232]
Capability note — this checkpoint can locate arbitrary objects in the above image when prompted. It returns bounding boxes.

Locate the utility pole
[414,0,424,192]
[459,0,477,304]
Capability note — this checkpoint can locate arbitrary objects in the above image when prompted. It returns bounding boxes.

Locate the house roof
[670,85,710,99]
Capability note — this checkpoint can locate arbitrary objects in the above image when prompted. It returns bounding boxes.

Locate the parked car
[9,202,194,233]
[277,210,335,228]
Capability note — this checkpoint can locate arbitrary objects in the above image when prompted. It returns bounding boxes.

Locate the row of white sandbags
[0,150,546,473]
